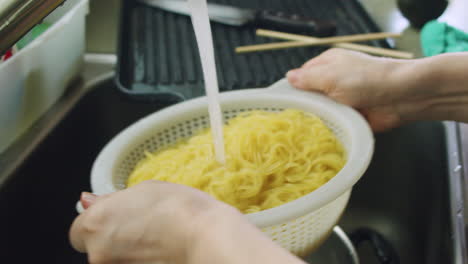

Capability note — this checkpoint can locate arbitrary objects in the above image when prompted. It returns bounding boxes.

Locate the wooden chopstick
[235,29,413,59]
[257,29,401,44]
[236,41,324,52]
[236,40,413,59]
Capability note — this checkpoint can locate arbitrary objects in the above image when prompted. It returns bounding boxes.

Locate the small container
[0,0,89,153]
[397,0,448,28]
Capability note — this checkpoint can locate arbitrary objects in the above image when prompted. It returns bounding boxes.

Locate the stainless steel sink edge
[445,121,468,264]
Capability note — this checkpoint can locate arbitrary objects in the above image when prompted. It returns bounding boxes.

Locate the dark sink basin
[342,121,451,263]
[0,76,452,263]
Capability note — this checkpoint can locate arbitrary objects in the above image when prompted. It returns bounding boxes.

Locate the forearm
[389,52,468,123]
[420,52,468,95]
[188,206,305,264]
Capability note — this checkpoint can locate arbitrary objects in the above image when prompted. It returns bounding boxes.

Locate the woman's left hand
[70,180,306,264]
[69,180,231,264]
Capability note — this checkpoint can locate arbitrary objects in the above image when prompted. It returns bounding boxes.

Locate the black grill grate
[116,0,390,102]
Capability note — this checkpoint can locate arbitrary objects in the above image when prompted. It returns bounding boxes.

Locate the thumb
[286,67,325,92]
[80,192,98,209]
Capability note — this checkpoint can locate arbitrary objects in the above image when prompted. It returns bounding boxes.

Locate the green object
[16,23,51,50]
[420,20,468,57]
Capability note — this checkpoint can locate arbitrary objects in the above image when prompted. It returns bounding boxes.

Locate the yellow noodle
[127,109,346,213]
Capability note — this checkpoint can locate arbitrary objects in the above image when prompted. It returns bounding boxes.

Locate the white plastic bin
[0,0,89,153]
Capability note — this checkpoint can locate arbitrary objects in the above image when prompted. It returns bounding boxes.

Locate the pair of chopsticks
[236,29,414,59]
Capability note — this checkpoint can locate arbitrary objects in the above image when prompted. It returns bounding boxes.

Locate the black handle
[349,228,400,264]
[253,10,336,37]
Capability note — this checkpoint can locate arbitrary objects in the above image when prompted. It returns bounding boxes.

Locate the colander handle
[349,228,400,264]
[267,78,302,93]
[267,78,329,98]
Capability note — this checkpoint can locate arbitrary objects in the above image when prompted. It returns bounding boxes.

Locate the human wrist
[419,53,468,98]
[185,203,244,264]
[366,57,445,119]
[400,54,468,122]
[377,59,423,101]
[358,57,416,107]
[187,204,306,264]
[400,54,468,100]
[377,53,468,123]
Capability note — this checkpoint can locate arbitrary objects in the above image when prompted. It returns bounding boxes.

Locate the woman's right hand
[286,48,468,131]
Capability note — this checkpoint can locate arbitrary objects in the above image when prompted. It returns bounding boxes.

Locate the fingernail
[81,192,97,209]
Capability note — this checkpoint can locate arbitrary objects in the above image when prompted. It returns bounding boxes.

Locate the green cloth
[420,20,468,57]
[16,23,51,50]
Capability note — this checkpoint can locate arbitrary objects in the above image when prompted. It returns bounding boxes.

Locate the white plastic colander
[89,78,374,256]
